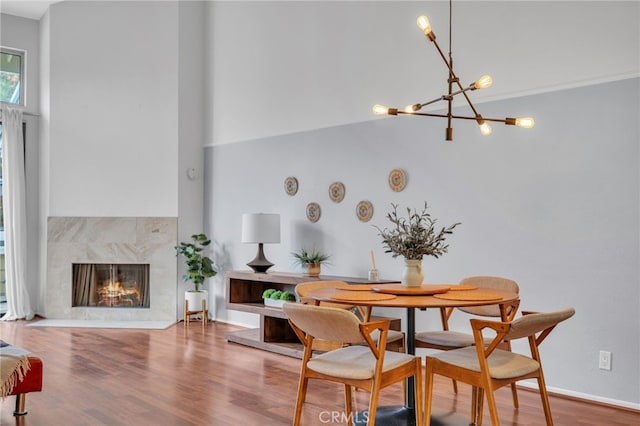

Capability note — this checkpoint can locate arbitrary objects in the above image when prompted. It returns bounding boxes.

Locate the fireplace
[72,263,150,308]
[46,217,177,322]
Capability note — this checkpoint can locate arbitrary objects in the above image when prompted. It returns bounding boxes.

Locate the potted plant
[175,233,217,315]
[375,202,460,287]
[262,289,296,308]
[291,247,330,277]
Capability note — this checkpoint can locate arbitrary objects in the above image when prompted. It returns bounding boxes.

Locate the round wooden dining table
[305,283,520,426]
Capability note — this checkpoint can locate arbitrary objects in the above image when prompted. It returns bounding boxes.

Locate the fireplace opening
[72,263,150,308]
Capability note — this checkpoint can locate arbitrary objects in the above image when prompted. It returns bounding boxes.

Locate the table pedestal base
[354,405,469,426]
[354,406,416,426]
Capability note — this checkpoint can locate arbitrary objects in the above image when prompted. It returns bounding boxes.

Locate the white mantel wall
[46,1,179,217]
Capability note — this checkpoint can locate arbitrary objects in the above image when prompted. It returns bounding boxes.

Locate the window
[0,47,25,106]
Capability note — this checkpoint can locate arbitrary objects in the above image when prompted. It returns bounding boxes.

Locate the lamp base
[247,243,274,273]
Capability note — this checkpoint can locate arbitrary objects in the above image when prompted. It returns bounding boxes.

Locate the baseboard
[518,381,640,412]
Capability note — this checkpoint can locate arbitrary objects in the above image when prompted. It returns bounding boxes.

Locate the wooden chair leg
[14,394,27,416]
[471,386,478,424]
[368,376,384,426]
[413,358,424,426]
[344,384,353,421]
[424,361,434,426]
[484,385,500,426]
[510,383,519,408]
[478,388,485,426]
[293,375,309,426]
[537,374,554,425]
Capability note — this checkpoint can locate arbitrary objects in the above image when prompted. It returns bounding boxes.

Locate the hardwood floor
[1,319,638,426]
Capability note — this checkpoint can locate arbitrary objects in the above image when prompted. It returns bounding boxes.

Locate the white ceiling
[0,1,62,20]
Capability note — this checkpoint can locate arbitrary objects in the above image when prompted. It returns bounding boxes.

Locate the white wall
[205,1,640,409]
[47,0,179,217]
[208,1,639,146]
[176,1,209,312]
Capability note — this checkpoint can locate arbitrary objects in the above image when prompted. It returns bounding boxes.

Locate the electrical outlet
[599,350,612,371]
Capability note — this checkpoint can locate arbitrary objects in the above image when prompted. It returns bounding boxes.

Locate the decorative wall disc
[388,168,407,192]
[356,200,374,222]
[329,182,346,203]
[306,202,321,223]
[284,176,298,196]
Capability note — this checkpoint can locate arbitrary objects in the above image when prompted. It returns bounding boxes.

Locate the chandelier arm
[417,96,448,110]
[430,37,481,117]
[397,111,510,126]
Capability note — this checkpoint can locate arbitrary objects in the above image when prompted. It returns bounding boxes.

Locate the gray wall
[205,78,639,407]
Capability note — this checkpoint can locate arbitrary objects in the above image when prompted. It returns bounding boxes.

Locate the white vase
[401,259,423,287]
[185,290,208,313]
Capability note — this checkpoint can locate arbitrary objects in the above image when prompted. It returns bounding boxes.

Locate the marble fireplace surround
[46,217,177,322]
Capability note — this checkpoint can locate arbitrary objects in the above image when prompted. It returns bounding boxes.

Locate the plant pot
[185,290,208,312]
[401,259,423,287]
[304,263,321,277]
[264,298,287,308]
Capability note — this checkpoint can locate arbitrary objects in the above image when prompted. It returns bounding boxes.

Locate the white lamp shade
[241,213,280,244]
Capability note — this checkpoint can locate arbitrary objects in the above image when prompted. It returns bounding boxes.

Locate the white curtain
[0,107,33,320]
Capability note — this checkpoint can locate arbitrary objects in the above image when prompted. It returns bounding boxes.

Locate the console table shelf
[224,270,400,358]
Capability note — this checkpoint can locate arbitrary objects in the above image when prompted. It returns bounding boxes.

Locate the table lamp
[241,213,280,273]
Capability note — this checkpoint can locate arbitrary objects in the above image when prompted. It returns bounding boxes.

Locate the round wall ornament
[356,200,374,222]
[329,182,346,203]
[284,176,299,196]
[388,168,407,192]
[306,202,321,223]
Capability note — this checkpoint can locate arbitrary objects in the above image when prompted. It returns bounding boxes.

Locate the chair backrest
[457,276,520,317]
[504,308,575,342]
[295,280,357,311]
[283,302,367,345]
[294,280,350,300]
[470,307,575,358]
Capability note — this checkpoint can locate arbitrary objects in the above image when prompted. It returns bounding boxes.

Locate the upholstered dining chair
[283,302,424,426]
[424,307,576,426]
[414,276,520,406]
[295,281,405,353]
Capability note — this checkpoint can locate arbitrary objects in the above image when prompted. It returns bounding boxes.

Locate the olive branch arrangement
[375,202,461,260]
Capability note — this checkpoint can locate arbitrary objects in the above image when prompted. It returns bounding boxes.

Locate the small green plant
[175,233,217,292]
[375,202,461,260]
[291,247,330,266]
[262,289,295,301]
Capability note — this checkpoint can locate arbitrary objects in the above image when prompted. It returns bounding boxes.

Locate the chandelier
[373,1,534,141]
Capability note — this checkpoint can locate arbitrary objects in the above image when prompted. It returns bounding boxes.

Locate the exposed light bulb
[417,16,435,40]
[372,104,389,115]
[474,75,493,89]
[479,121,492,136]
[404,104,421,113]
[515,117,535,128]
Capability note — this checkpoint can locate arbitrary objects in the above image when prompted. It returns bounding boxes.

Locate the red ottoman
[8,355,43,415]
[1,342,43,416]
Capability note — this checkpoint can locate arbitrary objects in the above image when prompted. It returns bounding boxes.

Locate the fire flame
[97,280,141,306]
